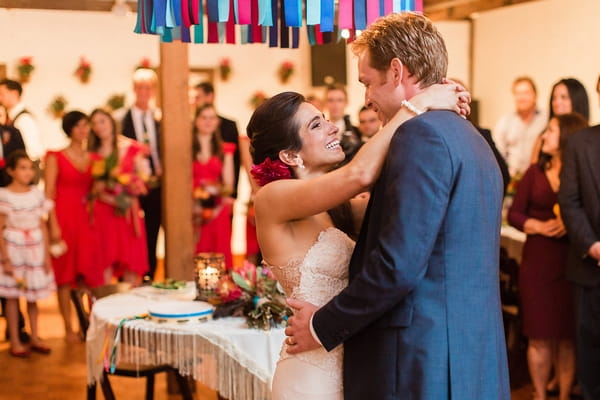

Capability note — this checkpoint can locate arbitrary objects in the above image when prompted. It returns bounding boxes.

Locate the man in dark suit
[286,13,510,399]
[194,82,241,198]
[558,74,600,400]
[118,68,162,281]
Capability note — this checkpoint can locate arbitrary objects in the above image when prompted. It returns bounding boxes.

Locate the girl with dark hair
[0,150,54,357]
[89,108,150,286]
[509,113,588,400]
[248,85,468,398]
[531,78,590,165]
[192,104,236,268]
[45,111,101,343]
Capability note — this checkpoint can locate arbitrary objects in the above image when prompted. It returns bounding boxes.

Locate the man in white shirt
[493,76,547,177]
[0,79,44,162]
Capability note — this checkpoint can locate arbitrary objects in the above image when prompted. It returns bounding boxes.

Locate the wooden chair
[71,283,193,400]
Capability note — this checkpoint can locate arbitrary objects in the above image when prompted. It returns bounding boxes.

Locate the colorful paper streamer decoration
[134,0,419,47]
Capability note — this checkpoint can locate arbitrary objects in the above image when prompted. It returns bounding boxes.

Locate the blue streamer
[320,0,334,32]
[154,0,167,28]
[306,0,320,25]
[307,25,316,45]
[284,0,300,27]
[259,0,273,26]
[181,26,191,42]
[172,0,183,26]
[268,0,278,47]
[292,27,299,48]
[218,0,230,22]
[354,0,366,30]
[207,0,219,22]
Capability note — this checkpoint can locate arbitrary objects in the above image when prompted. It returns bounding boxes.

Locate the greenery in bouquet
[192,180,233,225]
[214,261,292,330]
[90,152,149,216]
[249,91,267,109]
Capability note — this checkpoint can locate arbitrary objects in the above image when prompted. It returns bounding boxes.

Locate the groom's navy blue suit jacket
[313,111,510,399]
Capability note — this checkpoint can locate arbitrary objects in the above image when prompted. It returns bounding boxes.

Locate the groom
[285,13,510,399]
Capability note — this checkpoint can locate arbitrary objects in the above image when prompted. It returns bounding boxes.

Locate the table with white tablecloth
[86,290,285,400]
[501,225,526,263]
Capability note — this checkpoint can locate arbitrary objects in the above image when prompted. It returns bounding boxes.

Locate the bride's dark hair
[247,91,304,166]
[246,91,358,240]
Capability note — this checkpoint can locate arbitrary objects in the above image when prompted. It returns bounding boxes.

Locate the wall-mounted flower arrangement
[75,57,92,84]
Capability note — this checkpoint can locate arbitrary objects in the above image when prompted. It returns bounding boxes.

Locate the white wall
[472,0,600,129]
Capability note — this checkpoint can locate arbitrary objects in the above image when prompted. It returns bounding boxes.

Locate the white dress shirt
[9,102,44,160]
[493,108,547,177]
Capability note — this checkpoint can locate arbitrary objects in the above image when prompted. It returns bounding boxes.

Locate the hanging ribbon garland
[134,0,420,47]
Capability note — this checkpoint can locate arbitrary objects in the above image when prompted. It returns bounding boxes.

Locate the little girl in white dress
[0,151,55,357]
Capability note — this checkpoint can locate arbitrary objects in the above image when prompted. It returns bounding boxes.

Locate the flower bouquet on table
[213,261,292,330]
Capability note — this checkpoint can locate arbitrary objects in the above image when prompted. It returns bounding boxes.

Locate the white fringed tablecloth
[86,291,285,400]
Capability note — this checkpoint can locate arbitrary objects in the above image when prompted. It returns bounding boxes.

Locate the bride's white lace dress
[266,227,355,400]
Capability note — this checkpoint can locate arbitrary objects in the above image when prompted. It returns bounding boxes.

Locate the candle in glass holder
[195,252,225,301]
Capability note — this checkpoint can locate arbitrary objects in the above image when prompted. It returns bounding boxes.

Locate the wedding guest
[530,78,590,165]
[0,79,45,166]
[192,105,235,269]
[0,151,54,358]
[194,82,241,198]
[45,111,101,342]
[558,74,600,400]
[89,108,150,286]
[324,84,362,165]
[118,68,162,281]
[509,113,588,400]
[493,77,547,178]
[357,106,381,143]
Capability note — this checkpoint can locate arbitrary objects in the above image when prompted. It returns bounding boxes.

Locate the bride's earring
[296,157,305,169]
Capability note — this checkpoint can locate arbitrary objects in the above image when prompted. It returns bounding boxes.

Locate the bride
[246,86,469,399]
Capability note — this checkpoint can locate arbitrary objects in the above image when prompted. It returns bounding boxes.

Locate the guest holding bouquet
[45,111,102,342]
[89,108,150,286]
[192,104,235,269]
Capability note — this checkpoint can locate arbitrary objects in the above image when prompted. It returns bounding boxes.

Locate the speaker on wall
[310,37,347,86]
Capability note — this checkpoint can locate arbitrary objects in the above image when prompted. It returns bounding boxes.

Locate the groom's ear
[390,58,405,85]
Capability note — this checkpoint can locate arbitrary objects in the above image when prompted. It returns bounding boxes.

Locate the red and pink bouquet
[214,261,291,330]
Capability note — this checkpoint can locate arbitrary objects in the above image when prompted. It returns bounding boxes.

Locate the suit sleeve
[312,118,453,351]
[558,135,598,256]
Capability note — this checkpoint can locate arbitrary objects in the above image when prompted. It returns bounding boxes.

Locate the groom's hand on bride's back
[285,299,321,354]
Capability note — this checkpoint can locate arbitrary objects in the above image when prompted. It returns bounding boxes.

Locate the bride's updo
[247,92,306,166]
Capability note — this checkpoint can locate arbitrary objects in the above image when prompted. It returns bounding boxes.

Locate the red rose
[250,158,292,186]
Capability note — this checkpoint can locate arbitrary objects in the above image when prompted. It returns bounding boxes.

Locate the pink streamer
[415,0,423,12]
[338,0,353,29]
[238,0,252,24]
[384,0,392,15]
[366,0,379,26]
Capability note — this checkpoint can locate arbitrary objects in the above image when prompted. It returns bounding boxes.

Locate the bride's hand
[410,80,471,117]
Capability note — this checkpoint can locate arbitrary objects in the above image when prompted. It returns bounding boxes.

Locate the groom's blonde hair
[352,12,448,88]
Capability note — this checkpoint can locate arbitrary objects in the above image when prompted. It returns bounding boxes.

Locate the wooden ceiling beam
[425,0,540,21]
[1,0,137,13]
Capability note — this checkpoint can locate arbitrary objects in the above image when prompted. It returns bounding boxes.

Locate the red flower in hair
[250,158,291,186]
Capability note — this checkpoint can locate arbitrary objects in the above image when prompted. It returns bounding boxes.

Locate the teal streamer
[259,0,273,26]
[218,0,230,22]
[240,25,249,43]
[194,0,204,43]
[306,0,320,26]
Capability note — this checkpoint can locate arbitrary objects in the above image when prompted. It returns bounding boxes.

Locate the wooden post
[159,41,194,281]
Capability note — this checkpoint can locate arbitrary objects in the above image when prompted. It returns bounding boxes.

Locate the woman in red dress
[508,113,588,400]
[192,104,235,269]
[45,111,101,342]
[89,108,149,286]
